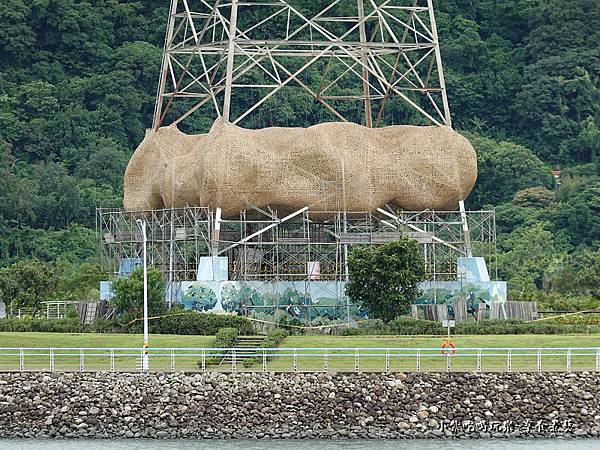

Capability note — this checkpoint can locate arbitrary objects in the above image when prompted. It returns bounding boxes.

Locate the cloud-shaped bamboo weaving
[123,119,477,217]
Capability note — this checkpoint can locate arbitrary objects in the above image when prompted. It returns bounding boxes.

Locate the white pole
[136,219,149,371]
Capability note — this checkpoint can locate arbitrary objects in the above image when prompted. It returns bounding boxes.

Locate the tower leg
[459,200,472,257]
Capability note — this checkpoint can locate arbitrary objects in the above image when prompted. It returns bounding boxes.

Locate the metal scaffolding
[97,207,212,282]
[153,0,451,130]
[97,206,496,284]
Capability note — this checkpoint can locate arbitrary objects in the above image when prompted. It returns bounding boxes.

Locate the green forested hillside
[0,0,599,305]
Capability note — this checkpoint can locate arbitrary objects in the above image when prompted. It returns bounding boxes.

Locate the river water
[0,439,598,450]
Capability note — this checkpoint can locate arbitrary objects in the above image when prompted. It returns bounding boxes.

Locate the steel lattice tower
[153,0,452,130]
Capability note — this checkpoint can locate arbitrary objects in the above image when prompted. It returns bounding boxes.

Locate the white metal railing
[0,347,598,373]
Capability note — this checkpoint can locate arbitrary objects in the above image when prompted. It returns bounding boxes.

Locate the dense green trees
[0,0,599,306]
[0,259,57,313]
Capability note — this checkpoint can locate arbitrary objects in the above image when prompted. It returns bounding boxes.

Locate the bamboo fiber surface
[123,119,477,217]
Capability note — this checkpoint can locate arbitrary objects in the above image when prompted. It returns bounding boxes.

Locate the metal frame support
[476,349,481,373]
[596,348,600,372]
[222,0,239,122]
[231,349,237,373]
[19,348,24,372]
[426,0,451,126]
[262,349,267,372]
[153,0,179,130]
[153,0,453,129]
[566,348,572,373]
[201,349,206,372]
[355,348,360,373]
[446,352,451,373]
[506,349,512,373]
[416,349,421,372]
[323,351,329,372]
[537,348,542,372]
[171,349,176,373]
[458,200,473,257]
[49,349,55,372]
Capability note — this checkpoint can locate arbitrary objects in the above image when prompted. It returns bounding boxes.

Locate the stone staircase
[219,336,265,366]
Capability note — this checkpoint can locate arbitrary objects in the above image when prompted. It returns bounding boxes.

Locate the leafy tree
[0,259,58,313]
[551,181,600,245]
[346,239,426,322]
[497,222,558,298]
[112,267,166,321]
[466,133,554,208]
[56,262,105,300]
[513,187,556,208]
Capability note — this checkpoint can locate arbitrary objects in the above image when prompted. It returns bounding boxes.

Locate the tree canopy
[0,0,599,307]
[346,239,426,322]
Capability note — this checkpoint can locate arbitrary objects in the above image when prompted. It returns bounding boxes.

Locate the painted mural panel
[179,280,366,326]
[176,279,506,325]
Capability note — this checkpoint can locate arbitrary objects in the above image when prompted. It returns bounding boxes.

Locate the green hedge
[0,312,254,335]
[125,311,254,336]
[0,318,85,333]
[337,318,600,335]
[454,320,595,335]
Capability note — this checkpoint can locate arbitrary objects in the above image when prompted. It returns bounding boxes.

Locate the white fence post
[293,349,298,372]
[6,347,597,374]
[385,349,390,373]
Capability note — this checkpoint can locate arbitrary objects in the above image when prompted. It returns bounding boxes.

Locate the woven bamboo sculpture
[123,119,477,217]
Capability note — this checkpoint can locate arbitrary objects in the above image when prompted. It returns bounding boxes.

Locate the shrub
[203,327,239,366]
[338,326,364,336]
[350,317,600,335]
[139,311,254,335]
[88,318,125,333]
[0,318,84,333]
[388,317,445,335]
[454,320,595,335]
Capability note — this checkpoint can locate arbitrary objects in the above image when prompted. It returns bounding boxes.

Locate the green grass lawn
[0,332,215,372]
[0,332,598,372]
[268,334,600,373]
[0,332,214,348]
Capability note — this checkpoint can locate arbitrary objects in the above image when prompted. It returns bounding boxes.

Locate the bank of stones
[0,372,599,439]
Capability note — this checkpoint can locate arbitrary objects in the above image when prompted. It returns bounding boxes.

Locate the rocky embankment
[0,372,599,439]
